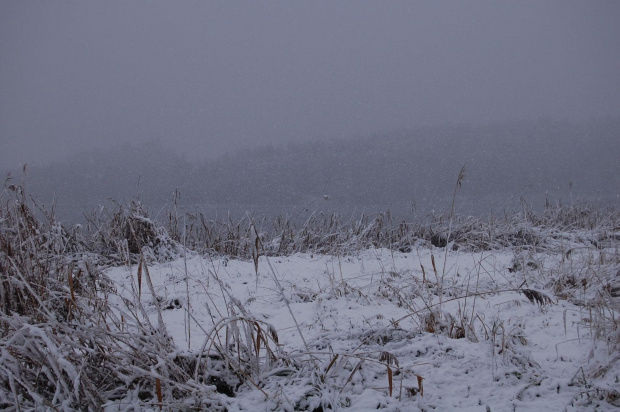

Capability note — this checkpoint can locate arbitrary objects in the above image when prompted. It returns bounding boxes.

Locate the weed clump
[0,180,222,410]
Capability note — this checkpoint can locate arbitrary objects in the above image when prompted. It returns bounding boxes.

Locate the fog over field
[15,117,620,223]
[1,2,620,216]
[2,2,620,220]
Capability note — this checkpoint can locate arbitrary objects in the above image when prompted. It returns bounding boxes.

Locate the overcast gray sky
[2,1,619,168]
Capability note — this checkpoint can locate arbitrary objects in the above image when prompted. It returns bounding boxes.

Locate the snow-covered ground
[106,244,620,411]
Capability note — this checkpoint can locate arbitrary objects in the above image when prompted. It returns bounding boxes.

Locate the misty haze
[2,1,619,221]
[1,2,620,411]
[14,118,620,224]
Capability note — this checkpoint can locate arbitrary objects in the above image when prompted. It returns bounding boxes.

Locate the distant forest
[10,118,620,222]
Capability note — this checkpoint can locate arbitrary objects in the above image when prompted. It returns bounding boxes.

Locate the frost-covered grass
[1,180,619,411]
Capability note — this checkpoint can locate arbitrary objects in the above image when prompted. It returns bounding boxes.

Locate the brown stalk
[137,259,143,300]
[155,378,163,410]
[417,375,424,397]
[340,359,364,394]
[387,366,393,397]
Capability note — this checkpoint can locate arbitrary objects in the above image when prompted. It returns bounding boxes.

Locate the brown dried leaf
[269,324,279,345]
[379,351,399,367]
[522,289,554,307]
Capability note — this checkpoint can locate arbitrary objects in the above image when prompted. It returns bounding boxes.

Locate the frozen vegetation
[3,3,619,410]
[1,176,619,411]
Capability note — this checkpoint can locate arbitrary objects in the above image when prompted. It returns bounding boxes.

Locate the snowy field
[2,193,619,411]
[105,243,619,411]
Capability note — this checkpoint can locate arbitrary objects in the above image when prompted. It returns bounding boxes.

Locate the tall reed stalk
[439,165,466,316]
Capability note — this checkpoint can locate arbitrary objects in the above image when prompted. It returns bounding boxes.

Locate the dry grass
[1,174,618,409]
[0,178,224,410]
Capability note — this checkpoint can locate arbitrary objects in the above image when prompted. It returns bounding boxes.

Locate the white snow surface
[105,246,620,411]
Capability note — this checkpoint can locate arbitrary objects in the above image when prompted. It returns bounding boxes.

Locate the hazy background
[1,1,619,221]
